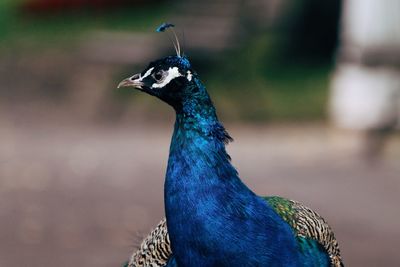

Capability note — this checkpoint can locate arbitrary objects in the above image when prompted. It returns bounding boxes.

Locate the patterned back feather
[128,219,172,267]
[127,197,344,267]
[264,196,344,267]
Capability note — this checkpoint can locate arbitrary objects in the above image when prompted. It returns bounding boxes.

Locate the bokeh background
[1,0,399,266]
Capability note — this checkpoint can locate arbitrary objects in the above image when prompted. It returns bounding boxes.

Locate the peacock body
[118,26,344,266]
[128,196,342,267]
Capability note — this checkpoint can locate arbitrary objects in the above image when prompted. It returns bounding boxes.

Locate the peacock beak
[117,73,143,89]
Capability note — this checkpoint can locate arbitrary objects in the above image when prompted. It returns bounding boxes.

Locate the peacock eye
[153,71,164,81]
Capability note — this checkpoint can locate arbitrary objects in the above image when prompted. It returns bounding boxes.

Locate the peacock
[118,24,344,267]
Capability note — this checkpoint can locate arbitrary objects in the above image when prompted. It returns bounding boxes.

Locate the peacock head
[117,23,212,112]
[117,55,198,109]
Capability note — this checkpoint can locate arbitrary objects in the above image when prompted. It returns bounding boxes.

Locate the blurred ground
[0,120,399,267]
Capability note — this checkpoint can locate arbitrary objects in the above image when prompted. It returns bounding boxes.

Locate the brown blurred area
[1,0,400,267]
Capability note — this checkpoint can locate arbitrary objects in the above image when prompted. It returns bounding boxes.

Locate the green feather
[263,196,297,231]
[263,196,343,267]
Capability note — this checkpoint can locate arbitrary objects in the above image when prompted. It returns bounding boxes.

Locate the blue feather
[165,256,178,267]
[156,22,175,32]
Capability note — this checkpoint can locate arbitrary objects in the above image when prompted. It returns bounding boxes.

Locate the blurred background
[0,0,399,266]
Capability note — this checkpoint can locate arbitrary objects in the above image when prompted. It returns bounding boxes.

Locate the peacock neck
[173,77,233,148]
[169,87,237,182]
[165,82,250,212]
[164,82,302,267]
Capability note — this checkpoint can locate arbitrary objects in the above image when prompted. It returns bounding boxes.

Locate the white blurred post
[330,0,400,157]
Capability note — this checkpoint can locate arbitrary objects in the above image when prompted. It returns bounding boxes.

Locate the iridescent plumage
[127,196,344,267]
[264,196,343,267]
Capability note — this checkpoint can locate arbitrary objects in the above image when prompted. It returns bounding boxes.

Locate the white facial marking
[152,67,182,88]
[187,70,192,81]
[138,67,154,81]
